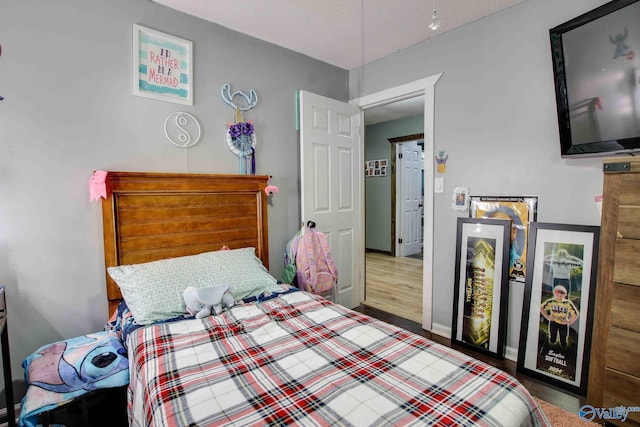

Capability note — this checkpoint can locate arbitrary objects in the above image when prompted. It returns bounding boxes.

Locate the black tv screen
[550,0,640,157]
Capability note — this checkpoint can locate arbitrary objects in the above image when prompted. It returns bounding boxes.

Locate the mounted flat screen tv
[550,0,640,157]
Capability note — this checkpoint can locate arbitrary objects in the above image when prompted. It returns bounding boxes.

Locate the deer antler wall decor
[220,83,258,112]
[220,83,260,175]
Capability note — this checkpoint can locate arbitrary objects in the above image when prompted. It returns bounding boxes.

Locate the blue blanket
[19,331,129,427]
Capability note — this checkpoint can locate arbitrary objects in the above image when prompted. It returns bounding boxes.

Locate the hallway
[364,252,423,323]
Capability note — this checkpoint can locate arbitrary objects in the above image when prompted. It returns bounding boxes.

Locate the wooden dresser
[587,158,640,426]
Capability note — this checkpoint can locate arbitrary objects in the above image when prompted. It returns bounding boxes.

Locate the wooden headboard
[101,172,270,315]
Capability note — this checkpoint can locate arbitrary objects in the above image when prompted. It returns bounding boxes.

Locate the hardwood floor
[361,252,585,415]
[364,251,423,323]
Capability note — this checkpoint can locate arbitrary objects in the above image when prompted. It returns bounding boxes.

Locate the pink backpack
[295,227,338,294]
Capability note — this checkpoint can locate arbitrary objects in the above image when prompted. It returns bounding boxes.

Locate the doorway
[364,124,424,322]
[354,73,442,330]
[391,135,424,259]
[364,252,423,323]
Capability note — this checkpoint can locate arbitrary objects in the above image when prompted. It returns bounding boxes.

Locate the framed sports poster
[133,25,193,105]
[469,196,538,282]
[517,222,599,395]
[451,218,511,359]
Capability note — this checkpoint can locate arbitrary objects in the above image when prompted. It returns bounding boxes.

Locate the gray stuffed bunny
[183,285,235,319]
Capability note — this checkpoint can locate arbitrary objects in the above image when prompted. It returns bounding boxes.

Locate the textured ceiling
[151,0,527,70]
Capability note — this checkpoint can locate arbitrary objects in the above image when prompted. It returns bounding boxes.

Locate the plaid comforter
[127,291,549,427]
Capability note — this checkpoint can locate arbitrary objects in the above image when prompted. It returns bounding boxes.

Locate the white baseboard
[430,322,451,339]
[504,346,518,362]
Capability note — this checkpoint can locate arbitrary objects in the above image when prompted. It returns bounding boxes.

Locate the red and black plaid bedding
[127,291,550,426]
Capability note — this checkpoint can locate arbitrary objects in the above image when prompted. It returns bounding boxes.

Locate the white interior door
[398,141,423,257]
[299,90,362,309]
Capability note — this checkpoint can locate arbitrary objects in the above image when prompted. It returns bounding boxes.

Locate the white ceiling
[151,0,526,70]
[151,0,526,124]
[365,95,425,126]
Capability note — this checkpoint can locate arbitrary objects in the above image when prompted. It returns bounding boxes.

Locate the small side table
[0,287,15,427]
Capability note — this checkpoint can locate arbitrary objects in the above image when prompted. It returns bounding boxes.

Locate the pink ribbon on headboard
[265,175,278,197]
[265,185,279,196]
[89,170,108,202]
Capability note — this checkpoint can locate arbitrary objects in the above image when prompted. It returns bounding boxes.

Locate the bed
[100,171,550,427]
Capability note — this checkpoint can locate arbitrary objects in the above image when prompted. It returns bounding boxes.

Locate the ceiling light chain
[429,0,440,31]
[360,0,365,97]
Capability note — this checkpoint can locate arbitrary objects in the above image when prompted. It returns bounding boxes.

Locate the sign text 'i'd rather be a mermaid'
[133,25,193,106]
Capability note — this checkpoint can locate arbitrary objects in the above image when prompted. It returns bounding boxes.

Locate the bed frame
[101,172,270,315]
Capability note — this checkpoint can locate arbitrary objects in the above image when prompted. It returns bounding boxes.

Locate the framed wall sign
[469,196,538,282]
[517,222,599,396]
[133,25,193,105]
[451,218,512,359]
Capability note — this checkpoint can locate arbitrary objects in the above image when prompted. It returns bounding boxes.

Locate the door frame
[352,73,442,330]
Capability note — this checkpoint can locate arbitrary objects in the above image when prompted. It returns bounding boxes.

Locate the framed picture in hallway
[365,159,387,177]
[451,217,511,359]
[517,222,599,396]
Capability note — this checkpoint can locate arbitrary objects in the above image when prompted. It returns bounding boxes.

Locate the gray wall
[351,0,610,353]
[0,0,347,397]
[365,115,424,252]
[0,0,620,401]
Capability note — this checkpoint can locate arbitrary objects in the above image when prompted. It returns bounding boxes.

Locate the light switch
[434,177,444,193]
